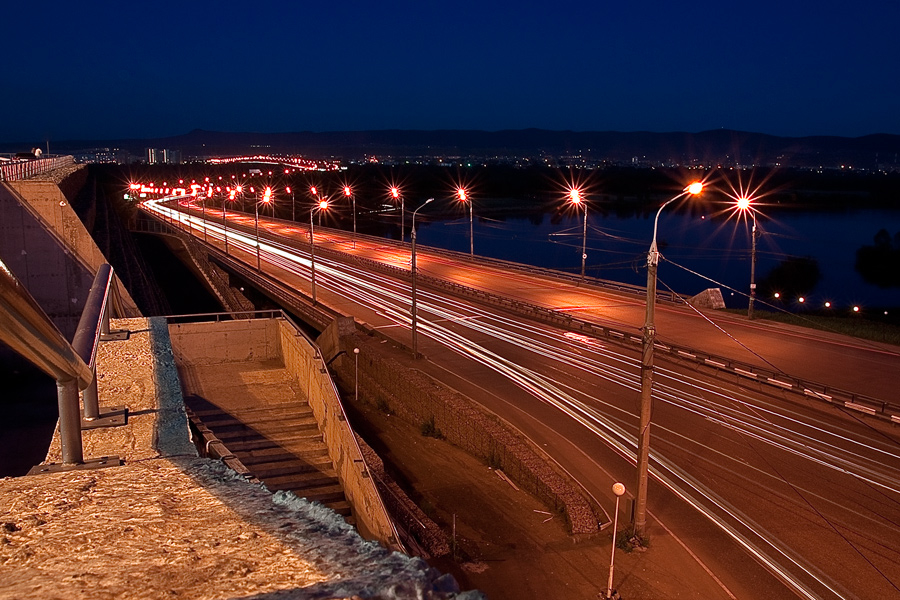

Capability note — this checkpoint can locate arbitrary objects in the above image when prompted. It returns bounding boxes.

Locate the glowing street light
[735,194,760,319]
[344,185,357,248]
[310,199,329,304]
[411,198,434,358]
[569,187,588,282]
[457,187,474,256]
[391,186,405,241]
[634,181,704,538]
[224,187,237,254]
[286,186,295,222]
[607,482,626,599]
[255,187,273,272]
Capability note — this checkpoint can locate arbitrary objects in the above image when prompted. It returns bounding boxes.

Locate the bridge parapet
[0,155,75,181]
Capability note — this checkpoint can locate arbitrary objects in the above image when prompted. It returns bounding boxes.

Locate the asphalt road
[145,200,900,600]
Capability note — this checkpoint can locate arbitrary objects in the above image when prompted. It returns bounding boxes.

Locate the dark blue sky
[2,0,898,143]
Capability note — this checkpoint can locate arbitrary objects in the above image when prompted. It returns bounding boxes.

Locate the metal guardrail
[0,260,123,470]
[0,155,75,181]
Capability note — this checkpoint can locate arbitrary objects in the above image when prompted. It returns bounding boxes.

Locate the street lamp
[310,199,328,304]
[344,185,356,248]
[391,186,405,241]
[411,198,434,358]
[634,181,704,538]
[202,177,211,243]
[287,186,295,222]
[353,347,360,402]
[457,187,473,256]
[255,187,272,272]
[607,482,626,599]
[736,195,759,319]
[310,186,323,226]
[569,187,588,282]
[224,187,237,254]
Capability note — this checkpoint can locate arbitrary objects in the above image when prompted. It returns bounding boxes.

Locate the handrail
[0,259,93,388]
[0,259,117,465]
[0,156,75,182]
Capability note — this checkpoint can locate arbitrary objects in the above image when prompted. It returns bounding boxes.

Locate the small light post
[344,185,356,248]
[634,181,704,538]
[457,187,473,256]
[411,198,434,358]
[607,482,626,599]
[311,199,328,304]
[353,347,360,402]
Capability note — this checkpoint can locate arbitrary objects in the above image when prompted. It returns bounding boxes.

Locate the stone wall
[329,327,599,535]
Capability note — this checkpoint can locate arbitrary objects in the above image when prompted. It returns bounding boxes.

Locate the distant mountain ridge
[12,128,900,168]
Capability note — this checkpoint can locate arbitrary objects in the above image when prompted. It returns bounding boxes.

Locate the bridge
[133,191,900,600]
[2,162,899,599]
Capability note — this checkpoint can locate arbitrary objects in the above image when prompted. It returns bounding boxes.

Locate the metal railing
[0,155,75,181]
[0,261,118,467]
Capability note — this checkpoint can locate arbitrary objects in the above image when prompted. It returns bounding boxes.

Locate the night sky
[2,0,898,143]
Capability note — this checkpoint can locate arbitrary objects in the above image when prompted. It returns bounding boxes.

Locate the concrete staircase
[179,361,354,521]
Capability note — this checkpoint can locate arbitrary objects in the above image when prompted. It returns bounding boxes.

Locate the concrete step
[238,447,331,464]
[250,458,335,479]
[328,500,354,517]
[285,483,347,506]
[201,420,320,436]
[264,469,339,490]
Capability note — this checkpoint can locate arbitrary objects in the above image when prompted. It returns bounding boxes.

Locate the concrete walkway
[0,317,479,600]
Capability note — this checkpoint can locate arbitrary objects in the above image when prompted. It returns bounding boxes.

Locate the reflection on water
[414,206,900,310]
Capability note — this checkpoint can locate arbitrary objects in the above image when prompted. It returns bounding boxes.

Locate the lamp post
[391,186,405,241]
[310,186,322,226]
[634,181,704,538]
[457,187,473,256]
[607,482,626,599]
[353,347,360,402]
[255,187,272,272]
[737,196,759,319]
[310,199,328,304]
[411,198,434,358]
[225,187,236,254]
[569,187,587,282]
[287,186,295,222]
[344,185,356,248]
[202,177,210,243]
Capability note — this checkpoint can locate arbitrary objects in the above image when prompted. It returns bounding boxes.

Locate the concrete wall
[277,318,399,548]
[165,317,398,549]
[330,329,599,535]
[167,318,281,364]
[0,173,140,340]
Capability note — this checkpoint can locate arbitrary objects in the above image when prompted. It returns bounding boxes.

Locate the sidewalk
[0,318,479,600]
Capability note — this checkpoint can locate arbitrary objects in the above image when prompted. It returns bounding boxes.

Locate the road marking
[649,510,739,600]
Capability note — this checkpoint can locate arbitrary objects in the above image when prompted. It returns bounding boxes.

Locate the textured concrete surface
[0,318,481,600]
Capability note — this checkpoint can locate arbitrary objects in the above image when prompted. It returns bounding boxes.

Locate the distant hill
[8,129,900,168]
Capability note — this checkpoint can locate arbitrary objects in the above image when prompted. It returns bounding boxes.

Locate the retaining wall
[166,317,398,548]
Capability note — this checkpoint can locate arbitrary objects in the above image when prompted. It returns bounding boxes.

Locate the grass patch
[486,447,502,470]
[420,415,444,439]
[616,526,650,552]
[724,309,900,346]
